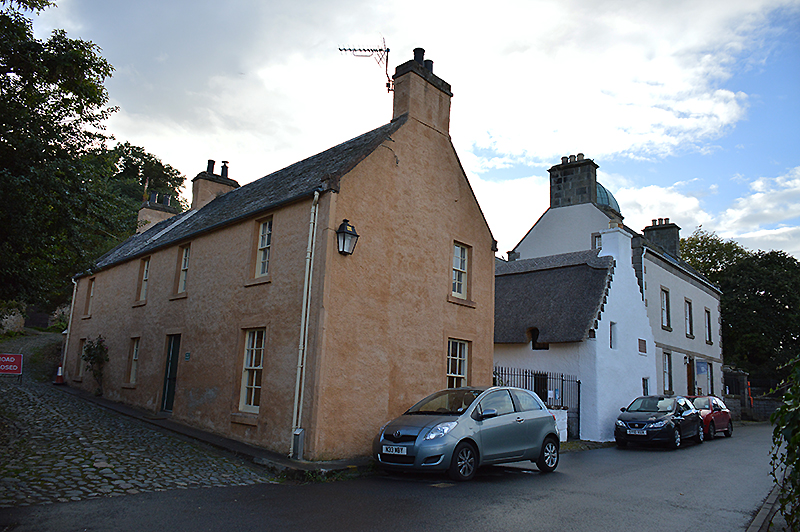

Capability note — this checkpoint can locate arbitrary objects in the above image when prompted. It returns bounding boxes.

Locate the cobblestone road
[0,334,275,508]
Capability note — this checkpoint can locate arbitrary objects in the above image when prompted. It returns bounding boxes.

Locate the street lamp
[336,219,359,255]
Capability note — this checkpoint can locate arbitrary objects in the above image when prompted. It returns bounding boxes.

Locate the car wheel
[708,421,715,440]
[536,437,559,473]
[448,441,478,481]
[694,424,704,444]
[615,438,627,448]
[671,428,681,449]
[724,420,733,438]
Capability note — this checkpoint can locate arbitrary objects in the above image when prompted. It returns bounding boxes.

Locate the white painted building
[496,153,722,441]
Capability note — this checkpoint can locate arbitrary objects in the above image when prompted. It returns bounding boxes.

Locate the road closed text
[0,354,23,375]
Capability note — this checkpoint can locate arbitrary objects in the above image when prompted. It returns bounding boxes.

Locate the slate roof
[90,114,408,274]
[495,250,614,344]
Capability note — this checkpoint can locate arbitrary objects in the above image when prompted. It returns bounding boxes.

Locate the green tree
[720,251,800,381]
[0,0,125,311]
[104,142,186,210]
[680,227,751,286]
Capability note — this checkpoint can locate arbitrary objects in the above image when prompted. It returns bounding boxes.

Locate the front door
[686,357,696,396]
[162,334,180,412]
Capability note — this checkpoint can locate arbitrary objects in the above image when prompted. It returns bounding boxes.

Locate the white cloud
[615,185,715,234]
[717,166,800,235]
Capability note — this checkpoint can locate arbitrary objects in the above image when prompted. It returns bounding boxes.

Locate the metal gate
[494,366,581,440]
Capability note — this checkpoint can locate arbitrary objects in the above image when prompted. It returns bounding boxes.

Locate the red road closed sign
[0,354,23,375]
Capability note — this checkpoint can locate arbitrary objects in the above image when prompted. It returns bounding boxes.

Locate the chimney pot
[423,59,433,72]
[658,218,664,225]
[569,154,576,163]
[207,160,215,173]
[577,153,584,161]
[651,219,657,226]
[664,217,670,224]
[413,48,425,64]
[561,156,569,164]
[221,161,229,179]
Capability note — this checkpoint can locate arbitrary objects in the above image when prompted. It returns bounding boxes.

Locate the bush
[770,354,800,530]
[81,335,109,395]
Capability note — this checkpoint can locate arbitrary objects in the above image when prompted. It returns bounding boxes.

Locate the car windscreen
[627,397,675,412]
[406,389,483,415]
[692,397,710,410]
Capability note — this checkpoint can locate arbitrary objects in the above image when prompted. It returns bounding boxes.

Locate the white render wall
[513,204,612,258]
[642,250,723,396]
[494,227,657,442]
[590,228,657,441]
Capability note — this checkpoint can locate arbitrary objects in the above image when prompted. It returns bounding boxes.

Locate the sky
[32,0,800,258]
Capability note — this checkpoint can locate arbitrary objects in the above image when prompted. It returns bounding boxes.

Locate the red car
[689,396,733,439]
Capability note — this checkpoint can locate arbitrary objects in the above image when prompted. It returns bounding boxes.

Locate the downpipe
[290,190,320,459]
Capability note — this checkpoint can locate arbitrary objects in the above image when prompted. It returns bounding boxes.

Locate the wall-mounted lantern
[336,219,359,255]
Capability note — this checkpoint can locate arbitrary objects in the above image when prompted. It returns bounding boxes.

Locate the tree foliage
[770,354,800,530]
[0,2,184,313]
[680,227,750,286]
[719,251,800,381]
[680,229,800,381]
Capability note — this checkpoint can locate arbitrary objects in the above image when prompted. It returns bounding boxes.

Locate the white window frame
[129,338,140,384]
[257,219,272,278]
[85,278,95,316]
[178,245,190,293]
[139,258,150,301]
[452,243,468,299]
[447,339,468,388]
[663,351,673,393]
[240,329,265,413]
[684,299,694,338]
[704,308,713,344]
[660,288,671,329]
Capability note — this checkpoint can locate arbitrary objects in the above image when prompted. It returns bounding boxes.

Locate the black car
[614,395,704,449]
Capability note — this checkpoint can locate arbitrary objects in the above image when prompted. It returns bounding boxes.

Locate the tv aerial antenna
[339,38,393,92]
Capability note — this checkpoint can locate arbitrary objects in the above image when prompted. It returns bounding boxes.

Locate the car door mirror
[480,408,498,420]
[620,407,626,412]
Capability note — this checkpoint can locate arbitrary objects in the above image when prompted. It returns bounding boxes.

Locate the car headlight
[615,420,626,428]
[425,421,457,440]
[648,420,668,429]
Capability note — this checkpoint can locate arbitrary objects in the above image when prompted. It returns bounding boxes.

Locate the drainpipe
[290,189,320,459]
[61,277,79,375]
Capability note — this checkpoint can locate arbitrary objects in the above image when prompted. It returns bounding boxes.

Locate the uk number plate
[382,445,407,455]
[627,429,647,436]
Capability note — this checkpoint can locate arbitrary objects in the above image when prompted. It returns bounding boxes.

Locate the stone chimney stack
[137,192,179,233]
[391,47,453,135]
[643,217,681,259]
[548,153,599,209]
[191,159,240,210]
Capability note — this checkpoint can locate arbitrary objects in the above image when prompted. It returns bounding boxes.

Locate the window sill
[661,325,672,332]
[231,412,258,426]
[132,300,147,308]
[169,292,188,301]
[122,383,137,389]
[706,340,714,346]
[686,334,695,340]
[244,276,271,288]
[447,294,476,308]
[81,314,91,320]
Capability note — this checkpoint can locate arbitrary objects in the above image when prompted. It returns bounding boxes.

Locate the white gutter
[61,277,79,374]
[290,190,320,458]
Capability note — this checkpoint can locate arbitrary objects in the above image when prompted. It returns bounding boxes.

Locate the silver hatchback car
[373,386,560,481]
